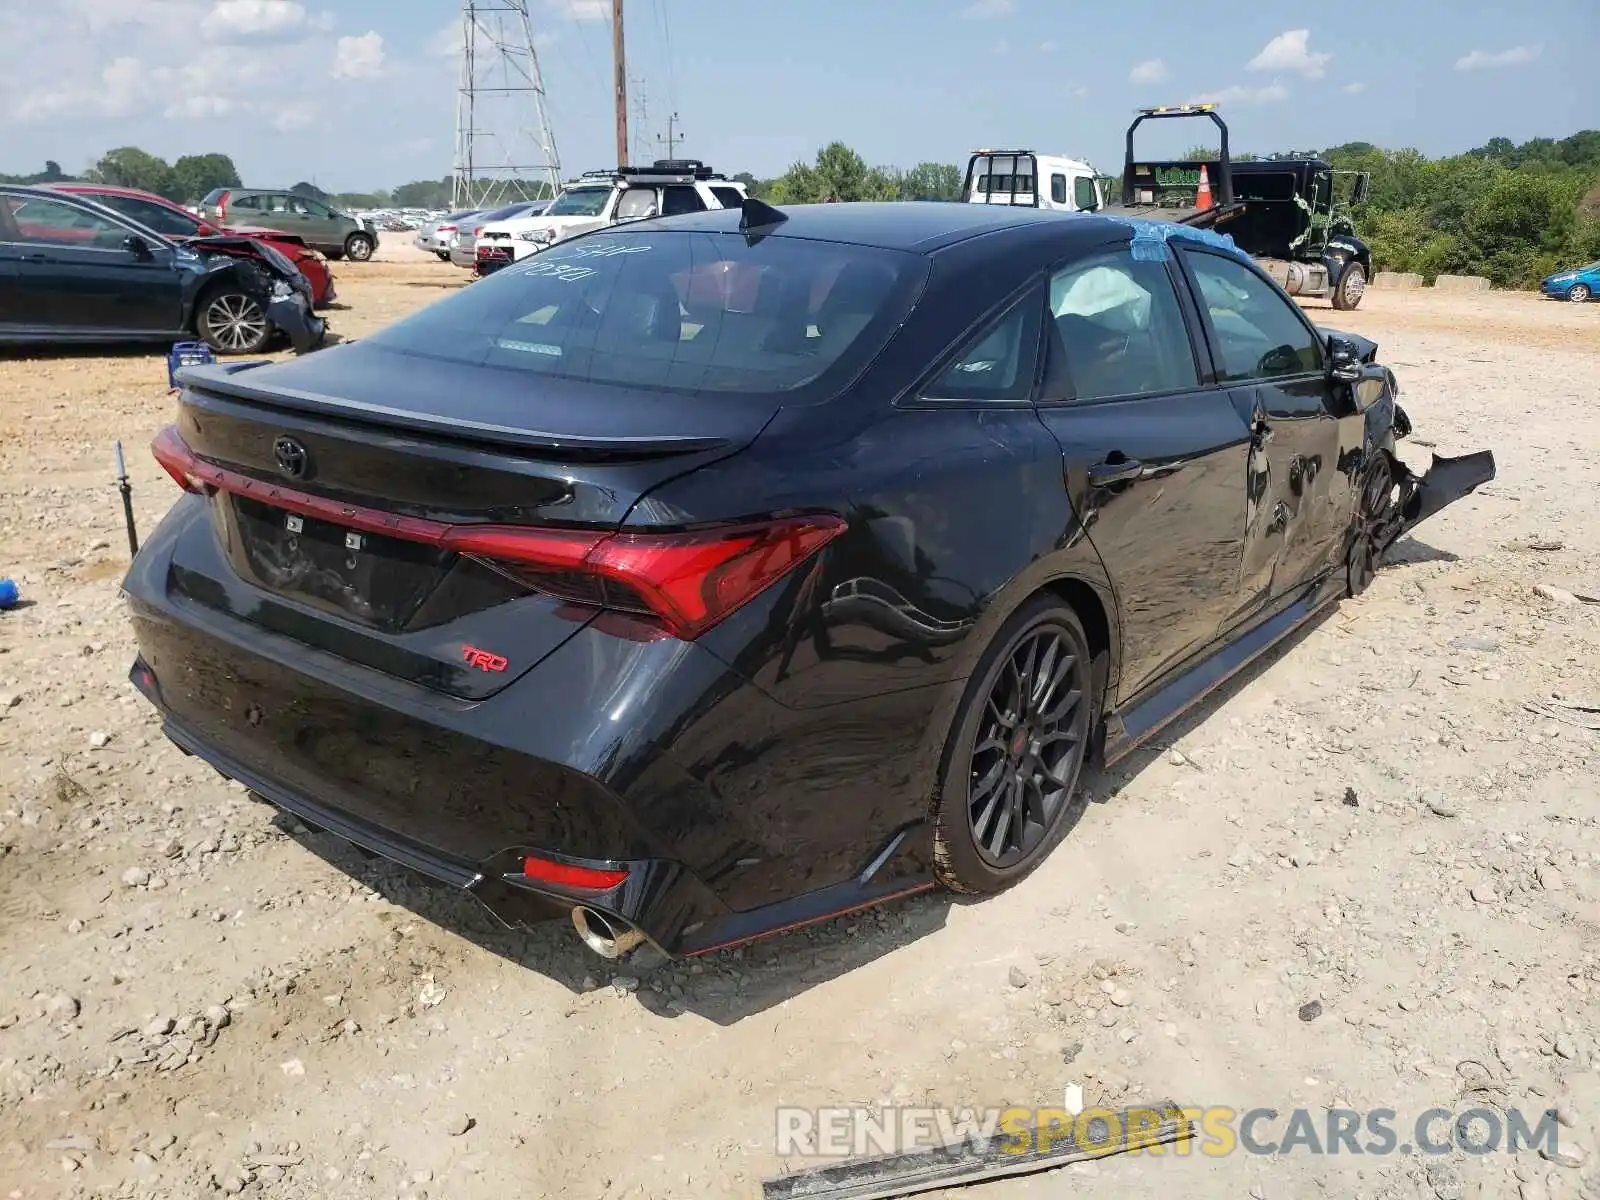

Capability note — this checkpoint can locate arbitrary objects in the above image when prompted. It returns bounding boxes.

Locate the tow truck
[960,150,1106,213]
[1107,103,1374,309]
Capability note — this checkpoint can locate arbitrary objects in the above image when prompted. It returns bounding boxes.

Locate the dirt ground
[2,245,1598,1200]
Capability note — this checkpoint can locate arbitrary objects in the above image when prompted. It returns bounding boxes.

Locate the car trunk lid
[161,347,776,700]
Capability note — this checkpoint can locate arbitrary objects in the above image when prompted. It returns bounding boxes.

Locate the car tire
[436,251,450,261]
[1570,283,1592,303]
[344,233,375,262]
[1331,261,1367,310]
[932,597,1098,896]
[195,288,273,355]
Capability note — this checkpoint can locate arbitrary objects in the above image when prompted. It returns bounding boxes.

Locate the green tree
[769,143,897,203]
[171,153,241,203]
[91,147,177,198]
[900,162,963,201]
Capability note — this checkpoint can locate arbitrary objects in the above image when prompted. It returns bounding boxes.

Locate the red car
[46,183,336,308]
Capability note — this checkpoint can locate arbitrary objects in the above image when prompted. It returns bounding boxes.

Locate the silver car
[447,200,552,268]
[415,210,483,261]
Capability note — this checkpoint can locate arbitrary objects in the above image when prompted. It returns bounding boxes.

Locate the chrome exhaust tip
[571,906,647,959]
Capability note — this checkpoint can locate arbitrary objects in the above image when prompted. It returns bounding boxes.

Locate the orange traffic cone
[1196,164,1214,211]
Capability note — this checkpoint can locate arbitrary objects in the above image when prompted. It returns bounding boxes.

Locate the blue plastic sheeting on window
[1101,214,1251,264]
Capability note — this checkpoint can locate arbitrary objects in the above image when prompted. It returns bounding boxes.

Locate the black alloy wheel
[935,599,1096,893]
[1346,452,1401,596]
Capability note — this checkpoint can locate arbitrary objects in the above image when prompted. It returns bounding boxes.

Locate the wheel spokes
[966,622,1090,868]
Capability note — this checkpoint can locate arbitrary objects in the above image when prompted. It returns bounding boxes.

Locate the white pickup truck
[474,160,748,275]
[962,150,1106,213]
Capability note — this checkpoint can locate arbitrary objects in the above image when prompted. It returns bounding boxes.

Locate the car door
[0,193,182,333]
[1175,247,1344,623]
[297,197,344,250]
[1032,242,1252,704]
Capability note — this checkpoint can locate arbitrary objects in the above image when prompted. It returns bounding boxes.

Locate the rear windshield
[364,229,927,399]
[200,188,228,206]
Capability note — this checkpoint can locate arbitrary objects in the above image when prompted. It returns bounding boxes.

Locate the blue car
[1541,261,1599,302]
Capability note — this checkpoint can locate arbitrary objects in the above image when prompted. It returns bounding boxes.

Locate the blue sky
[1,0,1594,193]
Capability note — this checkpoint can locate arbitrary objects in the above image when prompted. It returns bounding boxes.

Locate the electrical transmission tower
[452,0,562,210]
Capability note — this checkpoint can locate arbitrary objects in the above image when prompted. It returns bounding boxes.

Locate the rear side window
[364,230,928,399]
[1044,251,1198,401]
[710,186,745,209]
[924,296,1041,403]
[661,186,706,216]
[99,194,198,237]
[231,194,261,211]
[1050,174,1067,205]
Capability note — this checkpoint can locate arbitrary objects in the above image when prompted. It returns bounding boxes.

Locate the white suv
[475,161,748,274]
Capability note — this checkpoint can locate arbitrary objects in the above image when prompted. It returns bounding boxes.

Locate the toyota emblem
[273,435,309,479]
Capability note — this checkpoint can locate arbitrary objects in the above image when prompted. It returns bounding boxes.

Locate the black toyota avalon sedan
[123,199,1493,960]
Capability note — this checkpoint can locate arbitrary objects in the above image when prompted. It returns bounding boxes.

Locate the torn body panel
[1388,450,1497,546]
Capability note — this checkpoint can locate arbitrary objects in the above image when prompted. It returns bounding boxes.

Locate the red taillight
[449,517,846,639]
[213,190,230,219]
[152,424,207,493]
[148,425,846,640]
[438,224,456,233]
[518,854,627,891]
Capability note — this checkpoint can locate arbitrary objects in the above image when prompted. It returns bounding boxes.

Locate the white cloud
[332,31,385,80]
[200,0,311,43]
[1071,85,1089,97]
[13,55,151,121]
[961,0,1015,17]
[165,93,239,119]
[1189,83,1290,106]
[1247,29,1331,79]
[990,37,1010,55]
[1129,58,1167,84]
[273,102,317,132]
[1343,81,1366,93]
[66,0,203,37]
[549,0,608,18]
[1454,44,1541,70]
[1039,39,1057,52]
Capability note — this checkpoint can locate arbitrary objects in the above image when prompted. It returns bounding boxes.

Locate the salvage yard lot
[1,253,1597,1200]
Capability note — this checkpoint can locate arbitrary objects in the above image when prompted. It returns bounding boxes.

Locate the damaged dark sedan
[122,200,1494,962]
[0,185,324,356]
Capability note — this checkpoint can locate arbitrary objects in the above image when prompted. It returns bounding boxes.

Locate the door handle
[1088,457,1144,487]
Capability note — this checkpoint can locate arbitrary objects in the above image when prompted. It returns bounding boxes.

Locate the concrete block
[1371,272,1423,290]
[1432,274,1492,293]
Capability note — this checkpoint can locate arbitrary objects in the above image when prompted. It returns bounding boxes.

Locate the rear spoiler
[175,363,734,458]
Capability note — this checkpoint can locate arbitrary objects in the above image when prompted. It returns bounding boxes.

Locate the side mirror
[1327,335,1363,382]
[124,234,154,260]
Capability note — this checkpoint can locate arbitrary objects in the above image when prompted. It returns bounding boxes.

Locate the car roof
[47,182,189,208]
[0,183,180,245]
[633,200,1131,254]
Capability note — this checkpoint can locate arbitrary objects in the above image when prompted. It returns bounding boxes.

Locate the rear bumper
[121,504,934,956]
[132,668,725,950]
